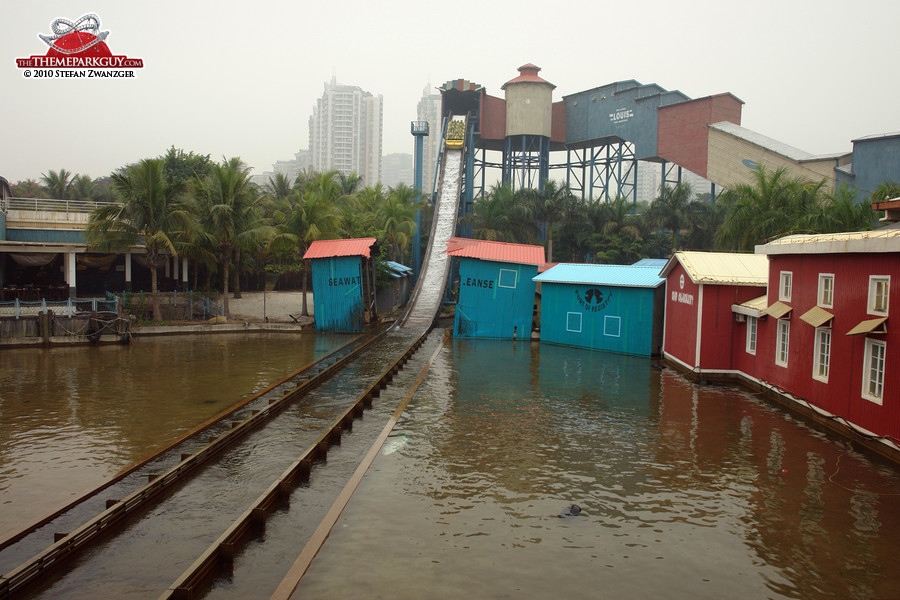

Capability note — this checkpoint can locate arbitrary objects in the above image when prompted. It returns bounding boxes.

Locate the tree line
[465,166,896,263]
[15,148,424,322]
[11,147,898,322]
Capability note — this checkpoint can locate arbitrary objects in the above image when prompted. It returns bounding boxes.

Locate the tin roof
[661,251,769,286]
[799,306,834,328]
[732,294,768,318]
[443,237,546,265]
[847,317,888,336]
[384,260,412,274]
[631,258,667,269]
[533,263,664,288]
[303,237,377,259]
[756,225,900,255]
[763,301,793,319]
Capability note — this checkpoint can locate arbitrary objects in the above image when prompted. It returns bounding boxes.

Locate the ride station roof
[303,238,378,260]
[443,237,546,266]
[534,264,664,288]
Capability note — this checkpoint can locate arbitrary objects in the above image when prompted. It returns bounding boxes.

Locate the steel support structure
[565,141,637,203]
[502,134,550,192]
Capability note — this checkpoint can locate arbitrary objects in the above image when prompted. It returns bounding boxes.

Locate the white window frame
[861,338,886,405]
[604,315,621,338]
[498,268,518,289]
[812,327,831,383]
[745,316,757,355]
[817,273,834,308]
[779,271,792,302]
[868,275,890,316]
[566,312,582,333]
[775,319,790,367]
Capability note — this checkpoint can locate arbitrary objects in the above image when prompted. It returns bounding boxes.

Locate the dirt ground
[223,291,314,324]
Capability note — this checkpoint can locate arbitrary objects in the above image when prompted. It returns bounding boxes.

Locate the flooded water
[297,339,900,600]
[2,334,899,599]
[0,332,341,542]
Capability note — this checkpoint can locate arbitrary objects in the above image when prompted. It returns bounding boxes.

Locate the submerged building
[534,264,665,356]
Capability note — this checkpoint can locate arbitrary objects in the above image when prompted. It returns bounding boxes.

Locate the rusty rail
[158,328,431,600]
[0,329,388,600]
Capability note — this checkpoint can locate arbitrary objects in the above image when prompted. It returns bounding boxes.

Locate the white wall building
[416,84,443,198]
[309,78,383,187]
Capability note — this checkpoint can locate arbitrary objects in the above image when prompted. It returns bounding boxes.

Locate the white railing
[6,197,117,214]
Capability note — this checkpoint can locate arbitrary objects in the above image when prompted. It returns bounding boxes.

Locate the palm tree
[193,159,271,317]
[378,183,421,262]
[648,182,693,252]
[716,165,815,251]
[338,172,364,196]
[71,174,95,202]
[462,183,534,243]
[273,187,344,316]
[41,169,76,200]
[527,179,573,263]
[85,158,191,321]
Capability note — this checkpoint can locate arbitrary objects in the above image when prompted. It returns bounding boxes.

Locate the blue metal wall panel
[6,229,85,243]
[0,212,6,241]
[454,258,537,340]
[564,82,689,160]
[836,135,900,199]
[539,281,656,356]
[310,255,365,333]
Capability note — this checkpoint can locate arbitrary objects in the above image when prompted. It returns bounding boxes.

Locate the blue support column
[410,120,429,280]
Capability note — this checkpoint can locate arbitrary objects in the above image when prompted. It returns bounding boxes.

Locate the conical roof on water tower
[502,63,555,138]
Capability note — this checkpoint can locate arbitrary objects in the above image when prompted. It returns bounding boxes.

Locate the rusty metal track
[0,333,369,554]
[157,328,431,600]
[0,329,390,600]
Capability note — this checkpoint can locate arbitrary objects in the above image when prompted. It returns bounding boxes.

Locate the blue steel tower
[410,120,429,279]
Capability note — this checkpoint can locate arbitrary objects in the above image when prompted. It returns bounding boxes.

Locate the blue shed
[534,264,665,356]
[445,237,546,340]
[304,238,378,333]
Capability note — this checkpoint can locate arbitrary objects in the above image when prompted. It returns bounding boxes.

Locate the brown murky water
[2,335,899,599]
[296,340,900,600]
[0,332,340,542]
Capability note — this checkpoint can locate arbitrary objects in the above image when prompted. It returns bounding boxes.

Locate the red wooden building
[661,231,900,458]
[747,229,900,441]
[660,251,768,374]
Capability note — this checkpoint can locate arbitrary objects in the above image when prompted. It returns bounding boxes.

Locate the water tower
[501,63,555,190]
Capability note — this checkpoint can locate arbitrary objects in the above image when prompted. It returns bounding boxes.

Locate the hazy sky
[3,0,898,184]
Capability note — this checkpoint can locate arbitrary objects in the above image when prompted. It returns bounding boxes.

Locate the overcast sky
[3,0,898,184]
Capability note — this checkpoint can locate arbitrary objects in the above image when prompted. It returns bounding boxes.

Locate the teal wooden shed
[303,238,378,333]
[445,237,545,340]
[534,263,665,356]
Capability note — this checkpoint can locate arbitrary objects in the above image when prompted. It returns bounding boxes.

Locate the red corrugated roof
[303,238,377,259]
[443,237,545,265]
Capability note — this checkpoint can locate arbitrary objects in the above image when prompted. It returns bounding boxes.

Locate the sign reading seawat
[328,276,360,287]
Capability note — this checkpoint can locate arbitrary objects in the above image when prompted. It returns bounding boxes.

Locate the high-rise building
[415,84,443,198]
[382,153,413,188]
[309,78,383,187]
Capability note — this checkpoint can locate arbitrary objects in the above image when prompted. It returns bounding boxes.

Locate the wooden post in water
[40,310,52,346]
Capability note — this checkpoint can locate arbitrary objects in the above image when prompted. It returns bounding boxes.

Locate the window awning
[799,306,834,328]
[732,295,768,318]
[763,301,793,319]
[846,317,887,336]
